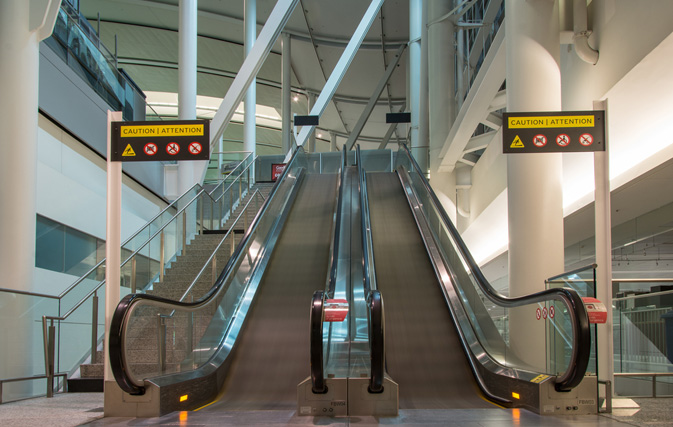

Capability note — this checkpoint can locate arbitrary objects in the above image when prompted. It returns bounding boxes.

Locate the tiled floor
[2,393,671,426]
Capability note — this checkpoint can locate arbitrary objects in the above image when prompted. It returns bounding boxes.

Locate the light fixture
[293,95,299,102]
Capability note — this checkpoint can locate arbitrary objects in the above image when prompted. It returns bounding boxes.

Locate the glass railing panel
[119,150,307,385]
[359,149,394,172]
[546,267,597,376]
[613,280,673,396]
[316,152,343,174]
[45,4,146,120]
[0,291,59,402]
[55,290,107,377]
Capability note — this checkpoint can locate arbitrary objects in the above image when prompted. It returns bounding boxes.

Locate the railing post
[230,186,234,216]
[130,256,137,293]
[157,315,166,373]
[160,231,165,282]
[91,292,99,364]
[653,374,657,398]
[47,320,55,398]
[231,233,235,256]
[212,256,217,285]
[182,212,187,254]
[244,201,248,231]
[199,200,204,234]
[219,198,223,230]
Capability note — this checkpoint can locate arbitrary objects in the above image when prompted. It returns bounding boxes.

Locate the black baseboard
[68,378,104,393]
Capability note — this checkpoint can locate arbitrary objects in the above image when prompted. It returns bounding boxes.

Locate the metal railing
[0,155,256,402]
[155,190,267,371]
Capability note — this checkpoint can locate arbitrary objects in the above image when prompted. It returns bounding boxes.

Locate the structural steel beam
[346,44,406,150]
[295,0,386,147]
[208,0,299,152]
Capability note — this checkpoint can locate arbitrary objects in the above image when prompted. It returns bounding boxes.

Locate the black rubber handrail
[356,145,384,393]
[368,289,384,393]
[397,144,590,392]
[309,146,347,394]
[109,146,306,395]
[309,290,326,393]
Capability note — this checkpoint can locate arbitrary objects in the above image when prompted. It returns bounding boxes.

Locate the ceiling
[80,0,412,150]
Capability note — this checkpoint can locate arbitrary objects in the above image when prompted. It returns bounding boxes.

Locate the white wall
[35,114,166,295]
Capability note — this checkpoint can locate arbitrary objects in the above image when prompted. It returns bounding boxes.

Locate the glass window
[36,216,65,272]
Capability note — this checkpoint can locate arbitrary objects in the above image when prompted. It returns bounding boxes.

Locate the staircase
[70,182,275,392]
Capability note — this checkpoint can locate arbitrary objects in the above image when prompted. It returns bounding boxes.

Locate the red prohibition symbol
[579,133,594,146]
[533,134,547,147]
[166,142,180,155]
[542,307,548,319]
[188,142,202,155]
[144,143,158,156]
[556,134,570,147]
[536,308,541,320]
[549,306,555,319]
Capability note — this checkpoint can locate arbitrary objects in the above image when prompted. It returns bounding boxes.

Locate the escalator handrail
[356,145,384,393]
[326,146,347,298]
[109,146,306,395]
[309,145,347,393]
[310,290,326,393]
[368,289,384,393]
[397,144,590,392]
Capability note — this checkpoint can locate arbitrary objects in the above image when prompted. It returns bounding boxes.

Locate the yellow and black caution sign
[122,144,136,157]
[111,119,210,162]
[510,135,524,149]
[503,110,605,154]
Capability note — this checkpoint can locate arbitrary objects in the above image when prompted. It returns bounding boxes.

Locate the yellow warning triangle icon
[510,135,525,148]
[122,144,136,157]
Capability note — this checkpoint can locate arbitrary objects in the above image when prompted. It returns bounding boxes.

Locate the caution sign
[510,135,525,149]
[503,111,605,153]
[122,144,136,157]
[111,119,210,162]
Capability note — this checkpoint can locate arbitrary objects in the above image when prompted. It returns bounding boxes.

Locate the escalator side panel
[203,174,337,411]
[367,172,492,410]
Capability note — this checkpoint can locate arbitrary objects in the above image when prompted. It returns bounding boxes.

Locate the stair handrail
[397,144,590,392]
[172,189,265,308]
[356,145,385,393]
[28,152,255,399]
[35,151,255,306]
[109,147,306,395]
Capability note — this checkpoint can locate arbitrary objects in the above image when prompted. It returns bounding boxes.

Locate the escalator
[107,145,595,418]
[202,173,337,410]
[367,172,492,409]
[107,147,344,415]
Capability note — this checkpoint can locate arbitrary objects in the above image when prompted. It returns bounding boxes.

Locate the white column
[505,0,564,370]
[409,0,428,171]
[281,33,292,155]
[418,0,429,174]
[428,0,454,174]
[0,0,42,400]
[177,0,198,195]
[244,0,257,159]
[594,99,614,397]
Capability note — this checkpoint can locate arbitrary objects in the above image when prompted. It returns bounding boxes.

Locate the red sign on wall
[271,163,287,181]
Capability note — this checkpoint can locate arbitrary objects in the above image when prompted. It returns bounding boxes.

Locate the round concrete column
[505,0,564,370]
